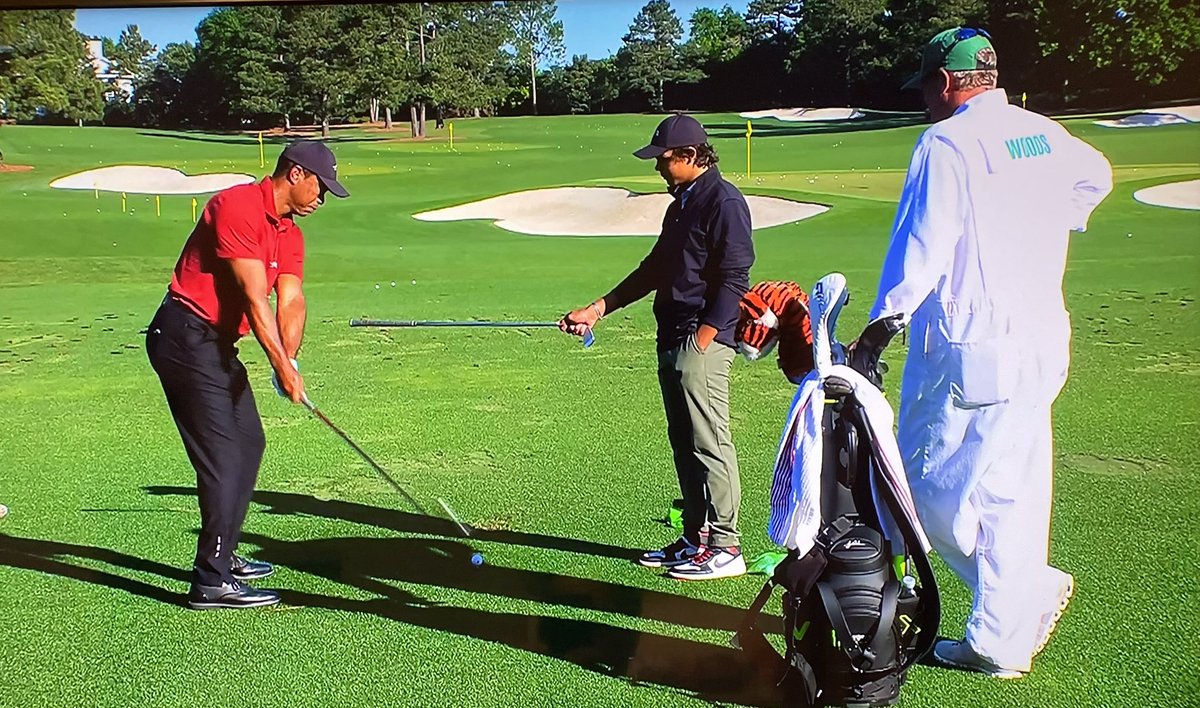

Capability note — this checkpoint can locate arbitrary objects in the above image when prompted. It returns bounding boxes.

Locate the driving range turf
[0,111,1196,707]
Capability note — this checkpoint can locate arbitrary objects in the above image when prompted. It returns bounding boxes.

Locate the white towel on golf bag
[768,364,931,556]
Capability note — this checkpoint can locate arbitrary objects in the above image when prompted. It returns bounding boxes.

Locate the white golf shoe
[1033,574,1075,657]
[933,640,1025,680]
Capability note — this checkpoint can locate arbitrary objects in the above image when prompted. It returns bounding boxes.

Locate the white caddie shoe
[1033,574,1075,657]
[933,640,1025,680]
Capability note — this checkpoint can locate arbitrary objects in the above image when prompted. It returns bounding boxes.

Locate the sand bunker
[50,165,256,195]
[740,107,864,122]
[1133,179,1200,210]
[1094,105,1200,128]
[413,187,828,236]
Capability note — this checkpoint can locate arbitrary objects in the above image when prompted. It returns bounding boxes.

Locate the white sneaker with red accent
[666,546,746,580]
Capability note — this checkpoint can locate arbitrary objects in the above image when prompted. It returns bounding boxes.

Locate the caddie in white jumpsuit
[868,28,1113,677]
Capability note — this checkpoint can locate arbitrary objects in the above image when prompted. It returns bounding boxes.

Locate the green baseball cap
[903,27,997,90]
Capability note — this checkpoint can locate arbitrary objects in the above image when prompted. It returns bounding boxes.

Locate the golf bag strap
[749,579,777,617]
[872,453,939,666]
[816,581,876,670]
[871,579,900,668]
[734,578,779,646]
[852,401,941,669]
[901,532,940,666]
[789,651,821,705]
[845,421,859,488]
[815,515,856,548]
[848,579,900,672]
[843,578,900,672]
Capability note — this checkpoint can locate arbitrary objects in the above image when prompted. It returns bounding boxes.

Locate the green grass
[0,112,1197,707]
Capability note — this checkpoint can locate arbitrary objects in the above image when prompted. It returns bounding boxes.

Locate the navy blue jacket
[603,168,755,351]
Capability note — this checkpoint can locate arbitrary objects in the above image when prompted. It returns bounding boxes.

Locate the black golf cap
[280,140,349,198]
[633,114,709,159]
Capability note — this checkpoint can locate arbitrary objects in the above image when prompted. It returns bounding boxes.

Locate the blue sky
[74,1,750,61]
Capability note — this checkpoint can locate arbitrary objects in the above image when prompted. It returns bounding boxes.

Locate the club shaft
[437,498,472,538]
[350,319,558,328]
[303,400,428,516]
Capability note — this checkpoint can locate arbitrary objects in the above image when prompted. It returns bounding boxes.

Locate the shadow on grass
[0,488,790,707]
[0,534,187,606]
[254,533,787,706]
[150,486,639,562]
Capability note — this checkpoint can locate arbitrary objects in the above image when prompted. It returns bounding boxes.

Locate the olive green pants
[657,334,740,547]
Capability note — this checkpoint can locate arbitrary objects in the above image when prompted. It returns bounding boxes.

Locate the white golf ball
[390,281,396,287]
[411,280,417,285]
[375,284,380,289]
[0,504,8,518]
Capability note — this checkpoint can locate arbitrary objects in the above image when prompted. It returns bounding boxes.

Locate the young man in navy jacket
[562,114,755,580]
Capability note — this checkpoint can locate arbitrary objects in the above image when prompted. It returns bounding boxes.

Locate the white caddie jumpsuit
[870,88,1113,671]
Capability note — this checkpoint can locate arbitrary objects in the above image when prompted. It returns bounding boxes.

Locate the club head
[810,273,850,373]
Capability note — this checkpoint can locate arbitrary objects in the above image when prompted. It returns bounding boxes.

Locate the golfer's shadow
[246,532,786,706]
[0,530,786,706]
[141,487,788,704]
[147,485,765,633]
[0,533,188,606]
[148,486,636,561]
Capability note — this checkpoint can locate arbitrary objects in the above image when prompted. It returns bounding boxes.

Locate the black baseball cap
[279,140,349,198]
[633,114,709,159]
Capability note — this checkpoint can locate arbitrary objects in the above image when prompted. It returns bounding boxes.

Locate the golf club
[349,319,595,347]
[301,395,428,515]
[302,396,473,540]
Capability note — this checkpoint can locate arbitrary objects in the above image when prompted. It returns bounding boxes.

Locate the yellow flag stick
[745,120,753,180]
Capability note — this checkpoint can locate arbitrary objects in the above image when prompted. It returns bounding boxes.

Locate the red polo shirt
[168,178,305,339]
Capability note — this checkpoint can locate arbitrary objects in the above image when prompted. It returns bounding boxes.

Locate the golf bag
[733,274,940,707]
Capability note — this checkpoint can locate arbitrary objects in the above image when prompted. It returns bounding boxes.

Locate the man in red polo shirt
[146,141,348,609]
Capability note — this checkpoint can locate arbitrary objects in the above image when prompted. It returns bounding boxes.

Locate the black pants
[146,298,266,587]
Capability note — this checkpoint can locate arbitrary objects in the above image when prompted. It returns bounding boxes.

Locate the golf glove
[272,358,299,398]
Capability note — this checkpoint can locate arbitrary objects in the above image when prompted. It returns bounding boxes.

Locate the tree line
[1,0,1196,132]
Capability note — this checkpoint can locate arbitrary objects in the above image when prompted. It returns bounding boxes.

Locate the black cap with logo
[633,114,709,159]
[280,140,349,198]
